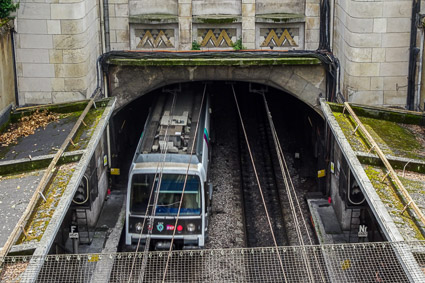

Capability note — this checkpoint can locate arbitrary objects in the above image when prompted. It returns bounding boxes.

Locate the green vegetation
[17,164,76,244]
[0,0,19,26]
[364,165,425,240]
[191,41,201,50]
[232,38,245,51]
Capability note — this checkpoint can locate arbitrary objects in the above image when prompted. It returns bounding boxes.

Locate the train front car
[125,90,211,250]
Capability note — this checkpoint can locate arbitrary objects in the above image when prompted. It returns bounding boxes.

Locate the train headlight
[187,223,196,232]
[135,222,143,232]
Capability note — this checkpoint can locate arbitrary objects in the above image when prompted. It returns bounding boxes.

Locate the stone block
[346,17,373,33]
[349,90,383,105]
[18,3,51,20]
[242,16,255,30]
[345,75,371,91]
[47,20,62,34]
[51,2,86,20]
[373,19,386,33]
[17,19,47,34]
[24,92,53,105]
[346,31,381,48]
[242,3,255,17]
[23,63,55,78]
[348,1,383,18]
[49,49,63,64]
[371,77,383,91]
[344,43,372,62]
[383,76,408,91]
[383,2,412,18]
[285,73,308,96]
[17,49,50,63]
[384,90,407,106]
[306,17,320,30]
[111,42,130,50]
[385,47,409,62]
[372,48,385,63]
[110,0,128,4]
[64,78,88,91]
[115,4,129,17]
[19,78,52,92]
[61,19,87,34]
[346,62,380,77]
[63,47,90,63]
[178,3,192,17]
[242,29,255,44]
[387,18,411,33]
[305,3,319,17]
[109,17,129,30]
[305,29,319,45]
[382,33,410,48]
[108,4,116,17]
[116,30,129,43]
[55,62,89,78]
[19,34,53,49]
[380,62,408,76]
[52,91,87,103]
[294,65,326,88]
[50,78,64,91]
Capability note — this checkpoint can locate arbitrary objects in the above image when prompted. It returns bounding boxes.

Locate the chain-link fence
[1,241,425,282]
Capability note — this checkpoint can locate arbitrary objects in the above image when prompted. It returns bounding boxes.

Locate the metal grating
[1,241,425,282]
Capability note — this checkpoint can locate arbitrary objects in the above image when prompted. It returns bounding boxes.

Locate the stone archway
[108,64,326,113]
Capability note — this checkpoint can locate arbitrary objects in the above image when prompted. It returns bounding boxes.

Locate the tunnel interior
[110,81,324,192]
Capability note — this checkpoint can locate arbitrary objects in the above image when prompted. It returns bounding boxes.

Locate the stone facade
[15,0,101,105]
[11,0,424,109]
[333,0,424,108]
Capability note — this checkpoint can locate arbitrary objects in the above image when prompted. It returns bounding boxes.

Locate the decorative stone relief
[135,29,175,49]
[260,28,298,47]
[256,24,304,50]
[196,28,237,48]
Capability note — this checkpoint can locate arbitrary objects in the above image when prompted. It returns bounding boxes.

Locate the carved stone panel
[256,24,304,50]
[194,27,239,49]
[130,25,177,50]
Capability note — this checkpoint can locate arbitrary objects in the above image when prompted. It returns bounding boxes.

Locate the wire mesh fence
[1,241,425,282]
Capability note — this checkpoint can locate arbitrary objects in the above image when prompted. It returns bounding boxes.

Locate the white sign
[358,225,368,238]
[69,225,79,239]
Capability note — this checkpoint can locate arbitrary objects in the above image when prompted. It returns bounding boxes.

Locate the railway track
[237,93,288,247]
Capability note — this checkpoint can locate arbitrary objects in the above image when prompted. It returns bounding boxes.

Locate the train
[125,88,212,250]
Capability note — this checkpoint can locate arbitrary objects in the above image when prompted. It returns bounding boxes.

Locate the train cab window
[130,174,201,216]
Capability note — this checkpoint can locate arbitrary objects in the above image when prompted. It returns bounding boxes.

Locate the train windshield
[130,174,201,216]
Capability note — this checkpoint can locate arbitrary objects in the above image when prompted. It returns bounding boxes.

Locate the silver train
[125,89,211,249]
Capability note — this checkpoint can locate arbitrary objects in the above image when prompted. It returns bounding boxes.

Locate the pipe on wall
[406,0,421,110]
[416,25,424,111]
[10,27,19,107]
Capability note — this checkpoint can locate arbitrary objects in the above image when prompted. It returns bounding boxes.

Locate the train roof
[138,91,204,156]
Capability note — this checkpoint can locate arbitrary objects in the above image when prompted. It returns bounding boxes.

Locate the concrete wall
[15,0,101,106]
[0,24,16,111]
[332,0,421,108]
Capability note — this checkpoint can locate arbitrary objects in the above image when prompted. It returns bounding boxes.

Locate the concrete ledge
[256,13,305,24]
[356,152,425,174]
[109,57,322,66]
[0,151,84,176]
[193,15,241,24]
[129,14,178,24]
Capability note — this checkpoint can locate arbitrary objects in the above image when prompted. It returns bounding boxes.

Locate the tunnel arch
[108,64,326,114]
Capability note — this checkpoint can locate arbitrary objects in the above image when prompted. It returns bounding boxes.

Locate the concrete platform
[307,198,351,244]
